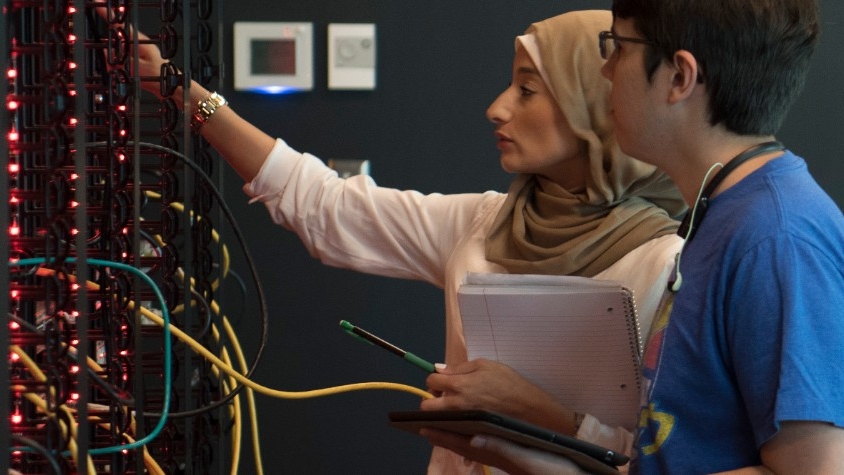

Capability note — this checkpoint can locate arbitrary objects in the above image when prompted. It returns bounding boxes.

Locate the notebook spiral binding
[621,287,643,390]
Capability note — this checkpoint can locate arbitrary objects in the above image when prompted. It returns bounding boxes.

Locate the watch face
[191,93,226,130]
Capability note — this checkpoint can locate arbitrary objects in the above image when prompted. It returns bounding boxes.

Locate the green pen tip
[339,320,353,330]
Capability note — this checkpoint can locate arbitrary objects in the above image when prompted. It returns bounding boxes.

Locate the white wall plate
[328,23,376,90]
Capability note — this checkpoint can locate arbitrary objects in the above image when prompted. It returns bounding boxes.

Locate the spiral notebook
[458,272,642,430]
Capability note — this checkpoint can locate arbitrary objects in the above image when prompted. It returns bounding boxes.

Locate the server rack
[2,1,238,473]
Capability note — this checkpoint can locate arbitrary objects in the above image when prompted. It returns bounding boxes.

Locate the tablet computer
[389,409,627,475]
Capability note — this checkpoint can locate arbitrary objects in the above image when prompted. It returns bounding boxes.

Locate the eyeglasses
[598,30,657,60]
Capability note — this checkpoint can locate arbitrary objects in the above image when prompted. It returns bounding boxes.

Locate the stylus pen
[339,320,436,373]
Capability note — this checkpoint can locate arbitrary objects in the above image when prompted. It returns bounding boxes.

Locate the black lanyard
[677,141,785,241]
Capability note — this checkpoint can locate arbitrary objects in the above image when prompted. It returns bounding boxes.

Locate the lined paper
[459,273,641,430]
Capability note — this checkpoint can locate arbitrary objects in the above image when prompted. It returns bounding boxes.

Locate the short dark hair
[612,0,820,135]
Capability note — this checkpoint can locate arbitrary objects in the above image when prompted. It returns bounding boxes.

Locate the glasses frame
[598,31,657,60]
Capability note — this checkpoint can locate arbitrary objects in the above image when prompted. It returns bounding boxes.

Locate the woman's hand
[421,359,580,435]
[95,7,172,98]
[420,428,588,475]
[422,359,533,412]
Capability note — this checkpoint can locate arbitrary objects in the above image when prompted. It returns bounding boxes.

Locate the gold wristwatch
[190,92,228,131]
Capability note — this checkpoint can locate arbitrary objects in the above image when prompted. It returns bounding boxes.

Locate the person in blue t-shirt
[439,0,844,473]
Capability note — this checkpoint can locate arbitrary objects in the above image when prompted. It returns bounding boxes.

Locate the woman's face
[487,45,589,191]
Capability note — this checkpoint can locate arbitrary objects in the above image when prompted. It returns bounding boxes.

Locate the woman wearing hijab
[416,11,682,473]
[127,9,684,474]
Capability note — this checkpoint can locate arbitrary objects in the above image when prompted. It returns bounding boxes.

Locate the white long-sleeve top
[245,139,683,474]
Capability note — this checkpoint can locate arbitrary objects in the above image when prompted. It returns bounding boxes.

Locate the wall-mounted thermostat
[234,22,313,93]
[328,23,376,90]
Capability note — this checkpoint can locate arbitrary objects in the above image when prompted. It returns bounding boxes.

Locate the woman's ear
[667,50,701,104]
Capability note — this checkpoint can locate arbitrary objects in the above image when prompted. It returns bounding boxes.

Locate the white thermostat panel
[234,22,313,93]
[328,23,376,90]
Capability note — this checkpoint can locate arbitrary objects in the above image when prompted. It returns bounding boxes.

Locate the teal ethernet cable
[8,257,172,456]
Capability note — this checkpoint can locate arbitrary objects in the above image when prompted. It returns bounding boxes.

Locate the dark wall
[215,1,844,473]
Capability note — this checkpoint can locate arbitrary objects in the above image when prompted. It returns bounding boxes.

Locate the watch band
[190,92,228,131]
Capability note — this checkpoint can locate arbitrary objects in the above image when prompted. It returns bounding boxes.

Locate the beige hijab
[485,10,686,276]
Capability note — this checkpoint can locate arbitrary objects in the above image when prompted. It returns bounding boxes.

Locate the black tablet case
[389,409,627,474]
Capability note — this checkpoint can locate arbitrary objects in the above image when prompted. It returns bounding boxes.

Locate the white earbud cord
[670,162,724,292]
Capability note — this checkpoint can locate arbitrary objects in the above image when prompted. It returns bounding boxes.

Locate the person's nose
[486,90,511,124]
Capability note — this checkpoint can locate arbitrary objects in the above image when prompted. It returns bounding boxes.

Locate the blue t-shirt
[633,152,844,474]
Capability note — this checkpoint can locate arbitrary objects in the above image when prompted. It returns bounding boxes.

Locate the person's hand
[422,359,542,412]
[420,428,588,475]
[126,30,170,96]
[94,7,171,98]
[421,359,577,435]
